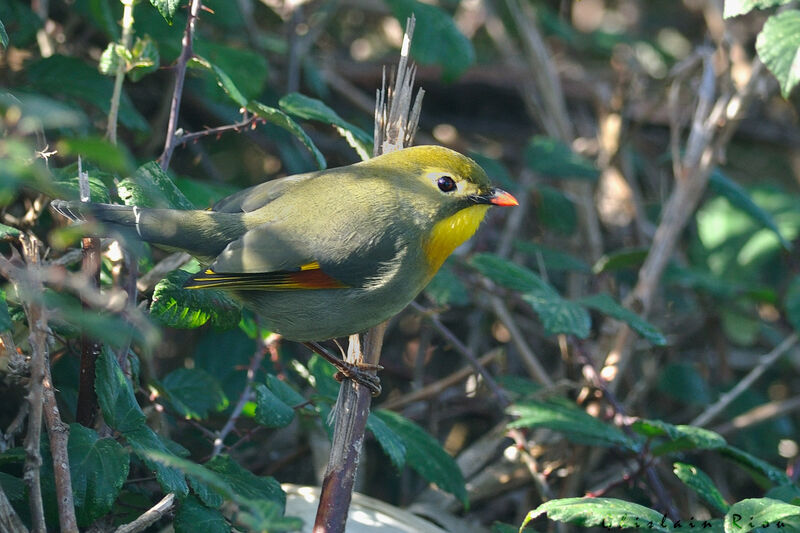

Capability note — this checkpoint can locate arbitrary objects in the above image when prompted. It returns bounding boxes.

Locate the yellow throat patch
[423,204,490,274]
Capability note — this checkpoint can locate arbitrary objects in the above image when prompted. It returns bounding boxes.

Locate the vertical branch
[159,0,203,170]
[76,159,102,427]
[313,17,422,533]
[19,236,47,533]
[106,0,135,144]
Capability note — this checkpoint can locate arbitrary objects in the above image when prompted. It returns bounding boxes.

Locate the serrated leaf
[525,136,599,180]
[68,424,130,527]
[266,374,306,409]
[366,412,406,470]
[709,169,789,249]
[756,10,800,97]
[204,455,285,509]
[188,474,225,509]
[160,368,229,419]
[522,292,592,338]
[469,253,556,295]
[279,92,372,160]
[150,0,180,24]
[384,0,475,81]
[724,0,792,18]
[0,290,12,332]
[175,495,230,533]
[373,410,467,506]
[673,462,729,514]
[118,161,195,209]
[523,497,673,531]
[724,498,800,533]
[307,353,342,400]
[125,426,189,496]
[424,264,470,306]
[96,347,147,434]
[98,42,124,76]
[247,101,326,170]
[150,269,242,330]
[508,399,639,451]
[254,384,295,428]
[0,472,25,501]
[128,35,160,82]
[579,293,667,346]
[514,241,590,273]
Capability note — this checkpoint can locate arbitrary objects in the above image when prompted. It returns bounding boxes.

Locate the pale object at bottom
[283,484,448,533]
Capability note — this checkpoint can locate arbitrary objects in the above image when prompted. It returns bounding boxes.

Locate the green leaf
[150,0,180,24]
[522,292,592,338]
[68,424,130,527]
[247,101,326,170]
[175,495,230,533]
[194,41,268,101]
[384,0,475,81]
[55,136,135,175]
[720,445,791,485]
[26,55,148,132]
[657,363,713,406]
[673,462,729,514]
[631,418,681,439]
[0,472,25,502]
[118,161,195,209]
[254,384,295,428]
[424,263,470,306]
[709,169,789,249]
[188,55,248,107]
[508,399,639,451]
[724,0,793,18]
[0,224,20,239]
[649,424,727,456]
[128,35,160,82]
[579,293,667,346]
[266,374,307,410]
[366,412,407,470]
[150,269,242,330]
[756,10,800,97]
[593,248,649,274]
[535,185,577,235]
[160,368,229,419]
[0,290,12,332]
[785,275,800,332]
[307,353,343,400]
[469,253,556,295]
[98,42,126,76]
[0,18,8,48]
[373,410,468,506]
[125,427,190,496]
[522,497,673,531]
[204,455,285,509]
[514,241,591,273]
[0,91,87,134]
[525,136,599,180]
[724,498,800,532]
[279,92,372,160]
[95,347,147,434]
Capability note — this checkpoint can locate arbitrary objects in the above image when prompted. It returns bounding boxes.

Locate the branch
[173,114,263,147]
[106,0,135,144]
[159,0,203,170]
[0,482,28,533]
[113,493,175,533]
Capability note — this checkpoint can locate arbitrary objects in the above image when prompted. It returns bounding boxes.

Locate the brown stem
[0,484,28,533]
[159,0,203,170]
[76,236,101,427]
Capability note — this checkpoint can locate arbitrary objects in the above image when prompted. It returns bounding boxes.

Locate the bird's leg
[302,341,383,396]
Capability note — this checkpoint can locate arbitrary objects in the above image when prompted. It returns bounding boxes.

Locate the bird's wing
[212,173,317,213]
[184,220,350,290]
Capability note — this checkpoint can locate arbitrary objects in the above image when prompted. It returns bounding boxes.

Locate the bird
[52,145,517,343]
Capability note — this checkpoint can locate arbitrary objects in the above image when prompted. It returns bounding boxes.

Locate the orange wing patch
[185,261,348,290]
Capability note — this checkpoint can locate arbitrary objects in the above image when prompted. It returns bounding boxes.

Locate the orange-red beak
[470,188,518,207]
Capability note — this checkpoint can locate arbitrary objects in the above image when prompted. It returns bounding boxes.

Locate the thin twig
[159,0,203,169]
[714,394,800,437]
[0,484,28,533]
[106,0,135,144]
[173,114,262,146]
[490,296,552,388]
[113,493,175,533]
[211,334,273,456]
[691,333,798,428]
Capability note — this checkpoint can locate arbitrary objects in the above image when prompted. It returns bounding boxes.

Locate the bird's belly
[233,282,421,341]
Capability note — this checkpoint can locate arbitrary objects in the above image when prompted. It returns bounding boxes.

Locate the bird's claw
[333,362,383,396]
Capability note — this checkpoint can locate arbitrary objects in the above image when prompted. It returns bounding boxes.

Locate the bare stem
[114,493,175,533]
[106,0,135,144]
[159,0,203,170]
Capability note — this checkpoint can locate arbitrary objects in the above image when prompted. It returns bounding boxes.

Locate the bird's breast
[422,205,490,274]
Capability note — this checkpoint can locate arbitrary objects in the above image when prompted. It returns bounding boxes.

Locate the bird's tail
[50,200,245,259]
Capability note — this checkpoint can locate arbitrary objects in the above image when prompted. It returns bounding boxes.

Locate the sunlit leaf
[673,462,729,514]
[160,368,229,419]
[724,0,792,18]
[150,0,180,24]
[756,10,800,97]
[150,269,242,330]
[522,497,673,532]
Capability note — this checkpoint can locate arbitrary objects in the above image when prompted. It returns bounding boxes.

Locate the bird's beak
[470,188,519,207]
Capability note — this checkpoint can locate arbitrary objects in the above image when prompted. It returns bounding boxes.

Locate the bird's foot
[302,342,383,396]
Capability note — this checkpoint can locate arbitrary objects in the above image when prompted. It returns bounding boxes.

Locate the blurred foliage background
[1,0,800,531]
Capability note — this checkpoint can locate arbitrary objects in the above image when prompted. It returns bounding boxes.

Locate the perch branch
[114,493,175,533]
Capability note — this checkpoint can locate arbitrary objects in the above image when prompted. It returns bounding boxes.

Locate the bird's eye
[437,176,457,193]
